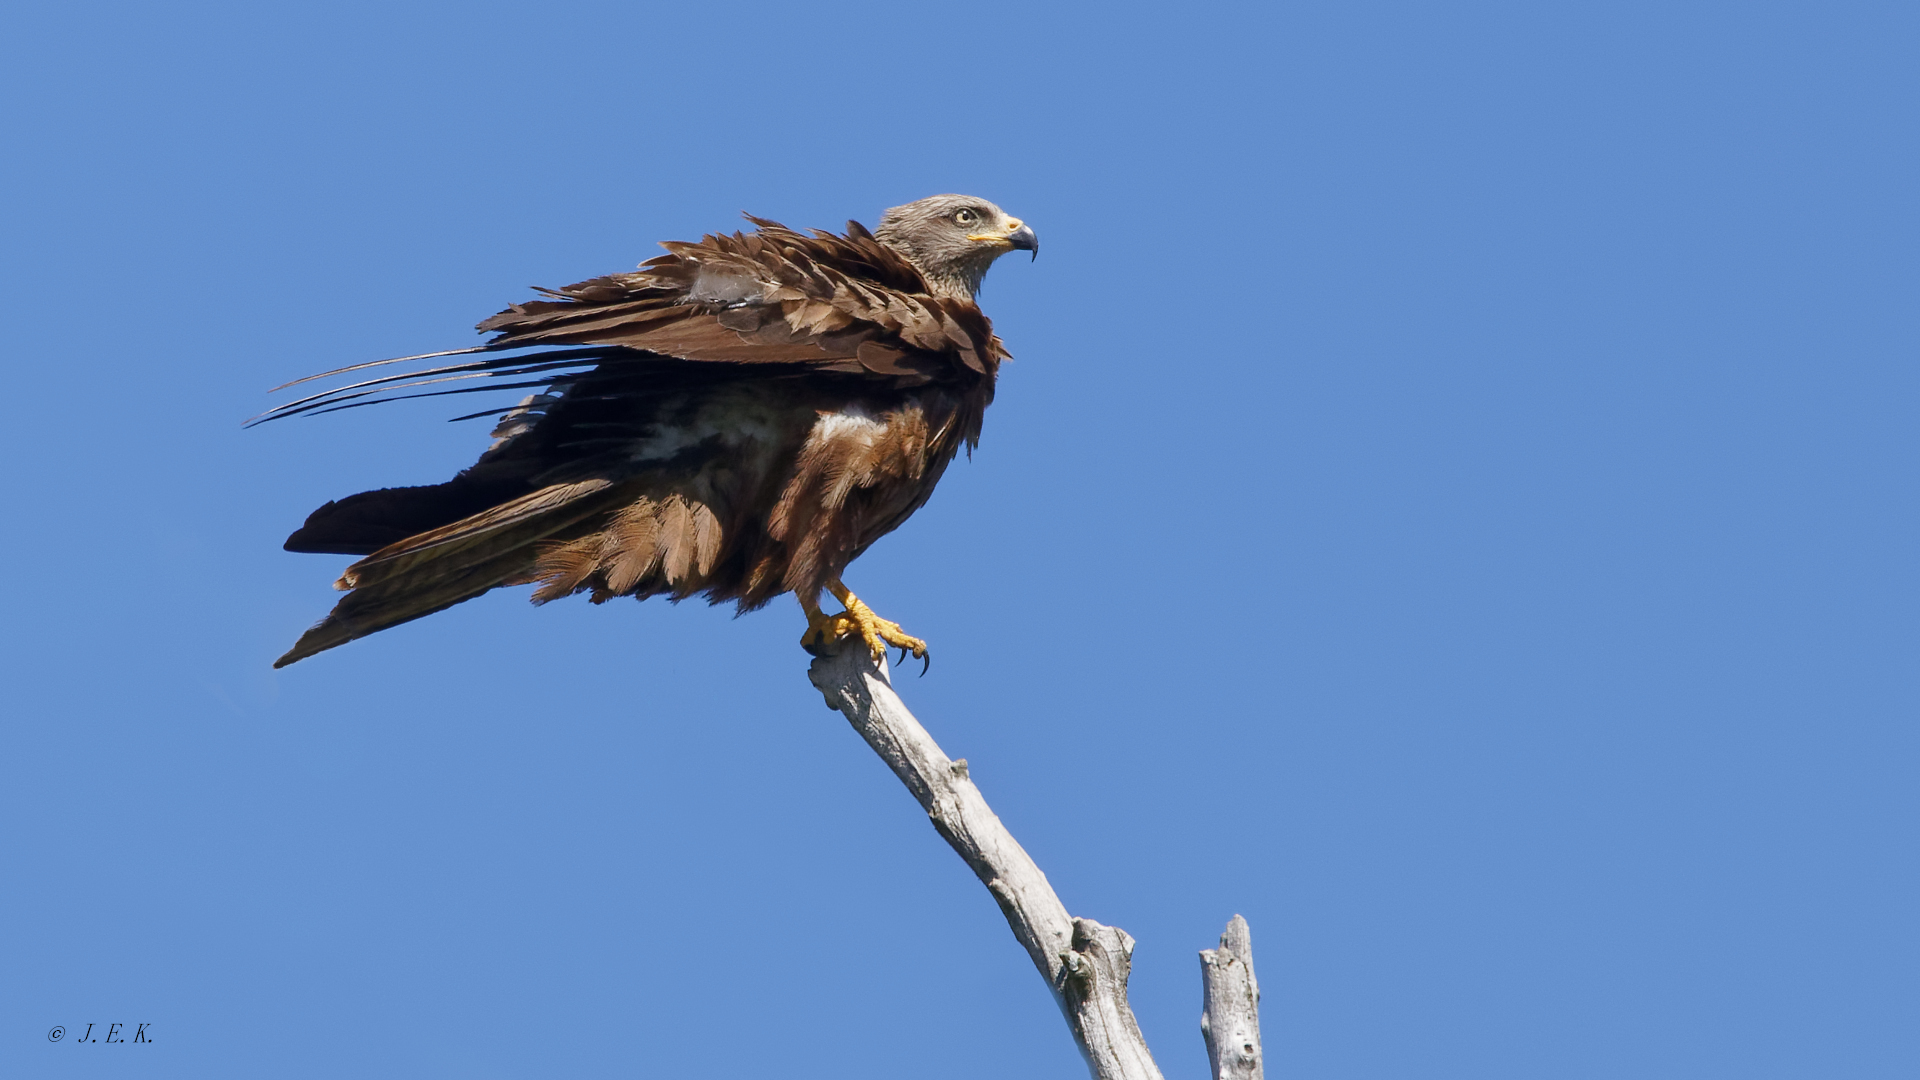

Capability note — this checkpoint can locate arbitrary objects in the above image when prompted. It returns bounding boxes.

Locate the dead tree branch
[807,646,1164,1080]
[1199,914,1264,1080]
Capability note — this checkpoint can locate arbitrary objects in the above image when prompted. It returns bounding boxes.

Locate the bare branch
[807,646,1165,1080]
[1199,915,1263,1080]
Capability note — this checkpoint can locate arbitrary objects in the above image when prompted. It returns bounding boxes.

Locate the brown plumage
[262,194,1037,668]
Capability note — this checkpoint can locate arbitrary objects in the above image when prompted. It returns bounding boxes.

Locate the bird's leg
[796,582,929,672]
[798,592,840,655]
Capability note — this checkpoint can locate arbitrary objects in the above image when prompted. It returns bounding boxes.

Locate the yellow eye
[954,208,978,226]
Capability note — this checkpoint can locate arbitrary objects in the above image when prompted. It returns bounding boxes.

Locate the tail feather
[340,479,617,590]
[274,479,629,667]
[284,476,524,555]
[274,548,534,668]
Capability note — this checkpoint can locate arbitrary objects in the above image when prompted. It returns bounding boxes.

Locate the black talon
[918,651,931,677]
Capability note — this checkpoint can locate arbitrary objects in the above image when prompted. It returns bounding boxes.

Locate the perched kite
[260,194,1037,670]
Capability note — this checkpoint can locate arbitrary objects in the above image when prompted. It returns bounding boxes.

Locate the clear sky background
[3,2,1914,1077]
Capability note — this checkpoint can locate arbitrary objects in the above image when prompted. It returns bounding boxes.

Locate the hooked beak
[1007,221,1038,260]
[969,217,1040,261]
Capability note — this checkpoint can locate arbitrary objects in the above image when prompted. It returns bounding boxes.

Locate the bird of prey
[260,194,1037,670]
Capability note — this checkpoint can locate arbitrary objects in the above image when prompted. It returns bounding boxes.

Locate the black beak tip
[1008,223,1039,260]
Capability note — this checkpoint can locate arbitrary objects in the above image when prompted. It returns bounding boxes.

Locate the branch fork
[806,645,1263,1080]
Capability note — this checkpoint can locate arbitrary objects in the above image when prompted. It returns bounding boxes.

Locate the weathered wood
[1199,914,1264,1080]
[807,645,1165,1080]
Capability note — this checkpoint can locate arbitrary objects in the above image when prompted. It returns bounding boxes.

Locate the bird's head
[874,194,1037,300]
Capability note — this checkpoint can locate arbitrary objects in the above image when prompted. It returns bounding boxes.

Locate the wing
[248,217,1007,428]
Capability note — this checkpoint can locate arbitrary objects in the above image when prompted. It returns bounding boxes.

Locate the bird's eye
[953,208,979,226]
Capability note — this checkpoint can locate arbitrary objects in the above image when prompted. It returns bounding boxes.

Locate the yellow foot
[800,590,930,674]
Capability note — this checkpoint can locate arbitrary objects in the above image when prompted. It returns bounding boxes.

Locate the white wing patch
[808,406,886,449]
[805,406,891,512]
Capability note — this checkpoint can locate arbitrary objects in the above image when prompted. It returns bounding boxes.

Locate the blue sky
[3,1,1915,1077]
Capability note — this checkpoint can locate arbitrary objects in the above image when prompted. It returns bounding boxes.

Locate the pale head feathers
[874,194,1036,300]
